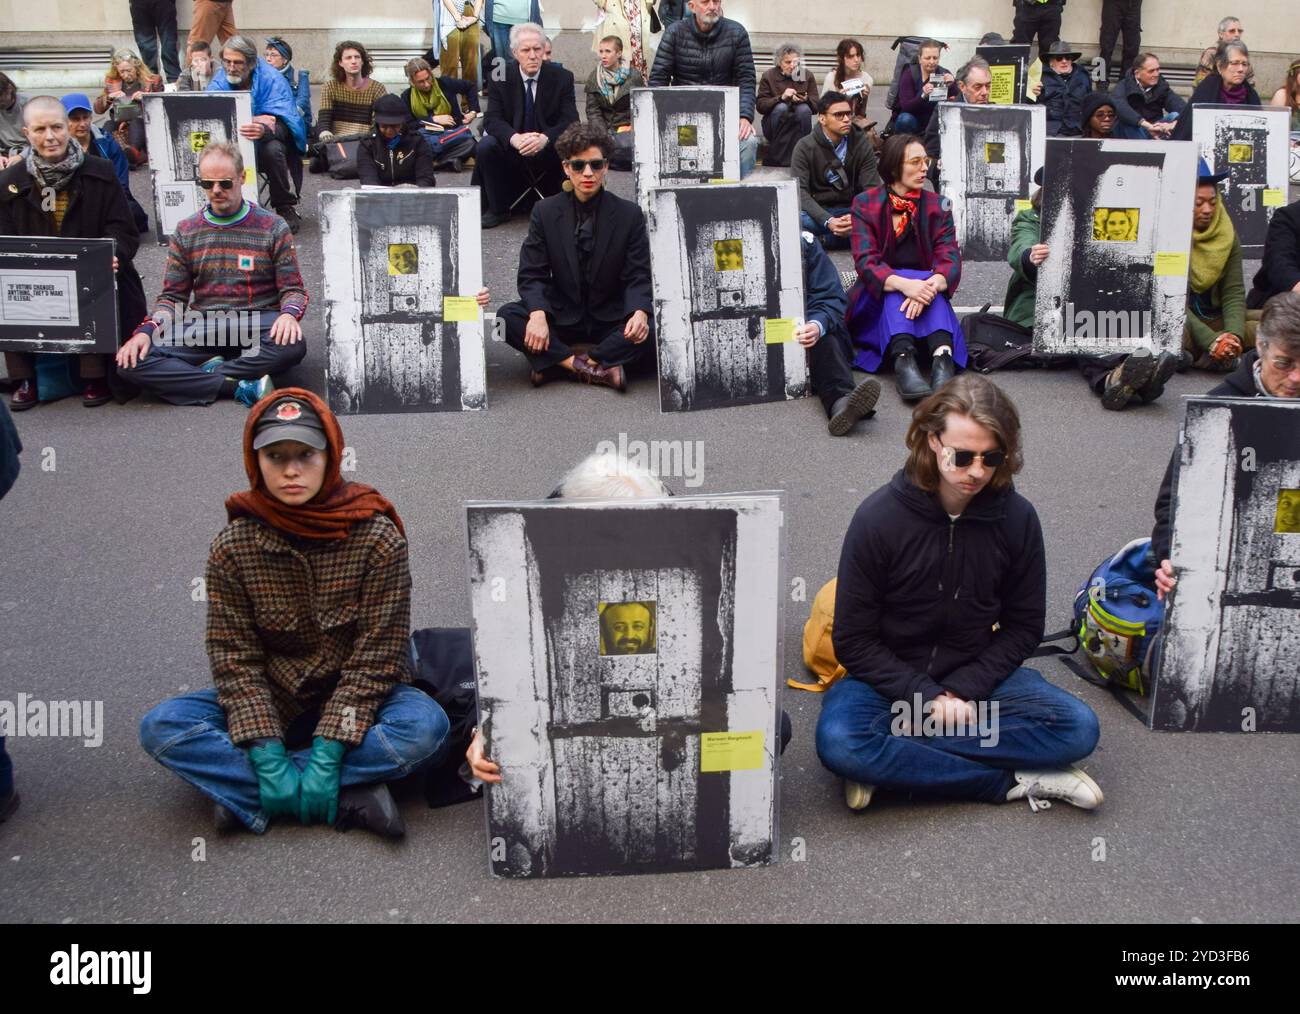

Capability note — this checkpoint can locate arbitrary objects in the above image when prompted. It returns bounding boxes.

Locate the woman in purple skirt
[846,133,965,401]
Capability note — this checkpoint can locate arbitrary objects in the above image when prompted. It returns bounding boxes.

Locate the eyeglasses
[825,109,853,119]
[941,444,1007,468]
[1225,60,1250,68]
[1094,109,1117,118]
[1265,355,1300,375]
[903,156,932,168]
[198,178,236,191]
[565,158,608,173]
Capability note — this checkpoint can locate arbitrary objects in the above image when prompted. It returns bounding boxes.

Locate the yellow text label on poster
[763,318,796,344]
[708,178,740,185]
[1014,198,1033,212]
[1263,189,1285,207]
[443,296,479,321]
[700,730,765,772]
[1154,251,1189,277]
[988,64,1016,105]
[189,130,211,153]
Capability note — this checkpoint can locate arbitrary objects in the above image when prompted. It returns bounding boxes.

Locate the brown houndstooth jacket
[204,515,412,747]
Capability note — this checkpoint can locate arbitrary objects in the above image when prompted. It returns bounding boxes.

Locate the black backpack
[408,627,482,808]
[961,307,1076,372]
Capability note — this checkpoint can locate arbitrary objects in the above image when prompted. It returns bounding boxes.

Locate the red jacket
[848,185,962,303]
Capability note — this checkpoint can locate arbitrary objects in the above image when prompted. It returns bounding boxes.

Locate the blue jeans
[815,667,1100,803]
[130,0,181,82]
[487,21,515,79]
[140,685,450,833]
[740,132,758,177]
[801,206,852,248]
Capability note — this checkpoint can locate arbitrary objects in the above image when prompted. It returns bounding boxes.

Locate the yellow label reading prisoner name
[442,296,479,321]
[700,730,765,772]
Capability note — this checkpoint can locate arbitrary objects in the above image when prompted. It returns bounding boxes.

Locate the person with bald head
[0,96,147,410]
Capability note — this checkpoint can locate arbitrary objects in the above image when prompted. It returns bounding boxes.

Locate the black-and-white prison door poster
[651,184,807,412]
[1191,104,1292,256]
[1155,398,1300,732]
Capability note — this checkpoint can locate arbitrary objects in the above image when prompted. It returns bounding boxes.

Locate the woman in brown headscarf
[140,389,447,838]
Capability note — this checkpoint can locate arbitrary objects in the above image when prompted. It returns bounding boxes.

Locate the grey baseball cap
[252,395,328,450]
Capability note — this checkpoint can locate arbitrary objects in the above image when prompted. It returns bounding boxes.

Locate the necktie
[524,77,537,131]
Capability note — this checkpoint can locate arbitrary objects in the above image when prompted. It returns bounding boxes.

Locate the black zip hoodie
[832,469,1046,703]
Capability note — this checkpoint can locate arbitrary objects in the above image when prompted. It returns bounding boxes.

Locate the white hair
[554,450,670,500]
[510,22,545,52]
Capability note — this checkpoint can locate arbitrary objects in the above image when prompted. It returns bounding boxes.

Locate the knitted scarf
[1189,192,1235,293]
[24,139,85,192]
[1219,81,1248,104]
[888,189,921,239]
[226,387,406,541]
[596,60,631,102]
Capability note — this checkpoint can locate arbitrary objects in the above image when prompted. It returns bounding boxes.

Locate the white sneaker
[1006,766,1104,812]
[844,780,875,811]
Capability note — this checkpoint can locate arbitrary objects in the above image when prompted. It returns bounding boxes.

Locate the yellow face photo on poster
[387,243,418,275]
[1228,142,1253,164]
[189,130,211,153]
[713,239,744,272]
[1093,207,1139,242]
[984,142,1006,164]
[598,600,658,656]
[677,124,698,146]
[1276,489,1300,534]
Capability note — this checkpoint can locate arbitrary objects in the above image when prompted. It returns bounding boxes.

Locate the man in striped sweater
[115,141,307,405]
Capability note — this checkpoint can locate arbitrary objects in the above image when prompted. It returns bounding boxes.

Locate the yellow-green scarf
[410,79,451,120]
[1189,191,1236,293]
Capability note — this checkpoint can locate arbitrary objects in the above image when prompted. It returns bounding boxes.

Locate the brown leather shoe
[82,378,112,407]
[9,379,37,411]
[572,353,627,392]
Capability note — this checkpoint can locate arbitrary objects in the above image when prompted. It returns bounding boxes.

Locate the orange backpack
[788,579,848,692]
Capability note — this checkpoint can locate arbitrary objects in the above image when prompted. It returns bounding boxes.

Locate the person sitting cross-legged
[400,57,479,171]
[115,141,306,406]
[791,90,881,251]
[139,388,450,837]
[357,94,437,187]
[496,122,652,391]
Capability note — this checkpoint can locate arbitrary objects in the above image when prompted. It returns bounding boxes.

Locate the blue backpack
[1071,538,1164,694]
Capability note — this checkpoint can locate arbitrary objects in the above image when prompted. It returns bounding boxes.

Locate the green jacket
[1186,236,1247,352]
[1003,207,1040,330]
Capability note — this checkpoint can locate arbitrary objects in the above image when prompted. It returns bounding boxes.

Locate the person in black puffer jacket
[648,0,758,175]
[357,94,436,187]
[816,374,1103,813]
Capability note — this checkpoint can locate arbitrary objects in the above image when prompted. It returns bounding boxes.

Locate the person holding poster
[140,388,449,837]
[818,373,1103,813]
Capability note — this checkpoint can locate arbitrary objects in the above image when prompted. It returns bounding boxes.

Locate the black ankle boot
[894,351,931,402]
[334,783,405,838]
[930,351,956,391]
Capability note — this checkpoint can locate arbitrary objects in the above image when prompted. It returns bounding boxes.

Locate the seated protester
[1195,16,1248,86]
[62,93,151,234]
[584,35,643,171]
[263,36,313,141]
[401,58,478,172]
[1,96,147,410]
[791,91,882,250]
[1182,157,1261,370]
[1038,41,1091,136]
[465,448,797,784]
[209,36,308,233]
[1003,168,1179,411]
[830,38,874,132]
[816,374,1103,813]
[0,73,27,168]
[412,52,482,124]
[756,43,820,168]
[497,123,651,391]
[846,133,964,402]
[140,388,449,837]
[648,0,759,177]
[92,48,164,166]
[1079,90,1119,138]
[175,41,216,92]
[890,38,955,136]
[474,22,579,229]
[1152,291,1300,601]
[115,141,306,406]
[1268,57,1300,131]
[1173,40,1261,142]
[357,94,436,187]
[1112,53,1185,140]
[797,231,884,436]
[1247,194,1300,308]
[923,58,991,185]
[316,40,386,142]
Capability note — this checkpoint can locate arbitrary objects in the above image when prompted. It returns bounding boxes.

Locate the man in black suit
[474,22,579,228]
[496,123,653,391]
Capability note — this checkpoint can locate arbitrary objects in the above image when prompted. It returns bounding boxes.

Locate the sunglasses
[942,444,1007,468]
[565,158,608,173]
[198,178,236,191]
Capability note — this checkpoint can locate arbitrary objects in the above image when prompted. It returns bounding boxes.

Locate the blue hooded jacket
[209,57,308,152]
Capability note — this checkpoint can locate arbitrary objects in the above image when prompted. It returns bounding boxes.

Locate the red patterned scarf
[888,189,922,239]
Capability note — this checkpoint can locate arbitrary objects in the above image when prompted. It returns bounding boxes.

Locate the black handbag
[648,1,663,34]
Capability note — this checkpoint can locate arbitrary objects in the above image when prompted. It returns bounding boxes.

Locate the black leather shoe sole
[335,783,405,839]
[828,378,881,436]
[1138,351,1179,404]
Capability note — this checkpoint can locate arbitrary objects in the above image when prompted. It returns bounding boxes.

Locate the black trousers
[256,120,299,213]
[472,134,564,216]
[1099,0,1143,79]
[498,302,653,372]
[1077,353,1126,395]
[1011,1,1063,54]
[130,0,181,82]
[808,322,858,416]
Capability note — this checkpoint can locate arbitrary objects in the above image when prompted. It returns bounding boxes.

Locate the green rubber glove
[299,736,348,825]
[247,740,301,821]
